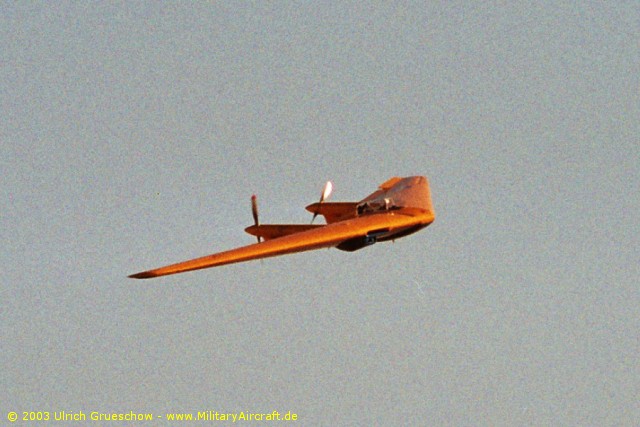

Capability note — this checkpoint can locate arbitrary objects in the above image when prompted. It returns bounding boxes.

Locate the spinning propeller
[251,194,261,242]
[311,181,333,224]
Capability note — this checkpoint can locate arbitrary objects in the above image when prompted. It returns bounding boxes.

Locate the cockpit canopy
[356,197,399,215]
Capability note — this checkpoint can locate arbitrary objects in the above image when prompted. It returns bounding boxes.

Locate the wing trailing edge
[244,224,324,241]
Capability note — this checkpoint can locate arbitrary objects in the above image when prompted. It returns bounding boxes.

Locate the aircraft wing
[129,210,427,279]
[304,202,359,223]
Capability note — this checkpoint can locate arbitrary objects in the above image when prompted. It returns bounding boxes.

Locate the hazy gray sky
[2,2,638,425]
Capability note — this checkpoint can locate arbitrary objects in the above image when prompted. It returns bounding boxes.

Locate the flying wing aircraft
[129,176,435,279]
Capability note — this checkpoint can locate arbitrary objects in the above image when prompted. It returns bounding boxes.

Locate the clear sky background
[2,2,638,425]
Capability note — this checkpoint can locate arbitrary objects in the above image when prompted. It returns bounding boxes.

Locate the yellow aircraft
[129,176,435,279]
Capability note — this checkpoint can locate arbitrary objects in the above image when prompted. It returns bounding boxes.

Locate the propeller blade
[251,194,261,242]
[311,181,333,224]
[321,180,333,203]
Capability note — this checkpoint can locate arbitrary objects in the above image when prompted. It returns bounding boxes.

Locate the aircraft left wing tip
[128,271,157,279]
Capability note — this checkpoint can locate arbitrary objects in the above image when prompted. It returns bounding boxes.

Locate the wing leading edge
[129,209,431,279]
